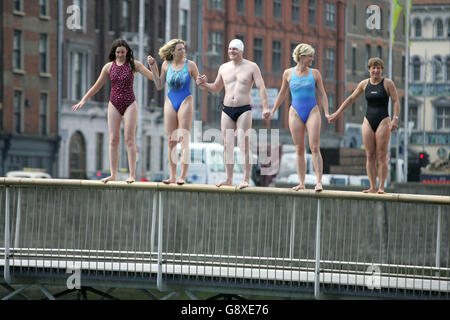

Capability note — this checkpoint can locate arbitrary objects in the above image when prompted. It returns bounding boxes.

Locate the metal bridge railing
[0,178,449,299]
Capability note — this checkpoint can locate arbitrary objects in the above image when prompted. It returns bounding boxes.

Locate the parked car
[6,170,52,179]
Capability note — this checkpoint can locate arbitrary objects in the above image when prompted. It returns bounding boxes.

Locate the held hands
[262,108,271,120]
[196,74,207,86]
[327,111,340,123]
[147,55,156,67]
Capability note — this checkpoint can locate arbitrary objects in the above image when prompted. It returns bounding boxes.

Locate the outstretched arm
[328,80,366,123]
[267,69,290,119]
[135,59,158,83]
[147,55,164,90]
[252,63,269,118]
[196,67,224,93]
[72,63,110,111]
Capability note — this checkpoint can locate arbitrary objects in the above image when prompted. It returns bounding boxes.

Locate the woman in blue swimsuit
[149,39,201,185]
[267,43,330,191]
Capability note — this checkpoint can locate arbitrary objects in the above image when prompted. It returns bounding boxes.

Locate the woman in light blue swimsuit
[149,39,201,185]
[267,43,330,191]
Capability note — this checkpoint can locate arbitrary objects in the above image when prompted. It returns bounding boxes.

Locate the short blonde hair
[292,43,315,63]
[159,39,186,61]
[367,57,384,70]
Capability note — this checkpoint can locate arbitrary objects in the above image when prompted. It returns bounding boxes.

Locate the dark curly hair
[108,39,136,72]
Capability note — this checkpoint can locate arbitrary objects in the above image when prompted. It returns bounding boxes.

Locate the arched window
[435,18,444,37]
[433,56,443,82]
[414,19,422,37]
[412,56,421,81]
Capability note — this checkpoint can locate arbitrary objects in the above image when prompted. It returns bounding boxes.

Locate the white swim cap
[229,39,244,52]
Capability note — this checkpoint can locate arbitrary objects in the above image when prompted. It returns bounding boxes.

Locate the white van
[6,170,52,179]
[175,143,255,186]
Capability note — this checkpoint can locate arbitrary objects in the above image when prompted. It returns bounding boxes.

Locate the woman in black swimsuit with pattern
[327,58,400,194]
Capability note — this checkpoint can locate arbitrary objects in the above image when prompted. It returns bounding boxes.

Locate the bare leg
[289,107,307,191]
[123,103,138,183]
[177,97,193,185]
[375,118,391,194]
[306,106,323,191]
[164,99,178,184]
[236,110,252,189]
[102,103,122,183]
[217,112,236,187]
[362,118,377,193]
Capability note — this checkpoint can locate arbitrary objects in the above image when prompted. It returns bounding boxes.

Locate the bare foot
[101,176,116,184]
[292,184,305,191]
[162,178,176,184]
[176,178,185,185]
[362,188,377,193]
[126,177,135,184]
[238,181,249,189]
[216,180,233,187]
[377,189,385,194]
[314,183,323,192]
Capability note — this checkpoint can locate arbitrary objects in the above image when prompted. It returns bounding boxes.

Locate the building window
[237,0,245,14]
[40,34,49,74]
[254,38,264,71]
[292,0,300,23]
[13,30,23,70]
[39,0,49,17]
[412,56,421,81]
[376,45,382,60]
[435,19,444,38]
[180,9,188,41]
[324,3,336,29]
[408,106,418,129]
[14,90,23,134]
[352,47,356,75]
[208,31,223,67]
[274,0,282,20]
[272,40,282,72]
[158,5,164,38]
[436,107,449,130]
[447,19,450,38]
[353,5,357,26]
[433,56,443,82]
[208,0,223,10]
[365,44,371,72]
[324,49,335,80]
[308,0,316,26]
[108,0,115,31]
[39,93,48,135]
[121,0,131,32]
[414,19,422,37]
[291,43,297,67]
[13,0,23,13]
[96,133,104,171]
[70,51,87,100]
[255,0,263,17]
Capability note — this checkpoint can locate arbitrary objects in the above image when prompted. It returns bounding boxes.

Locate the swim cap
[229,39,244,52]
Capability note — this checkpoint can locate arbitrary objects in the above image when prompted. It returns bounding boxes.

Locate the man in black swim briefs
[196,39,270,189]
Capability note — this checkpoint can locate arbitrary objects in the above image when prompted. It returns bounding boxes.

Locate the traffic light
[419,152,429,167]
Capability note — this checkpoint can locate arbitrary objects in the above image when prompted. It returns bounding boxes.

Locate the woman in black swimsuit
[327,58,400,194]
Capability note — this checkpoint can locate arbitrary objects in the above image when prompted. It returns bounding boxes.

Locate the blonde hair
[159,39,186,61]
[367,57,385,70]
[292,43,315,63]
